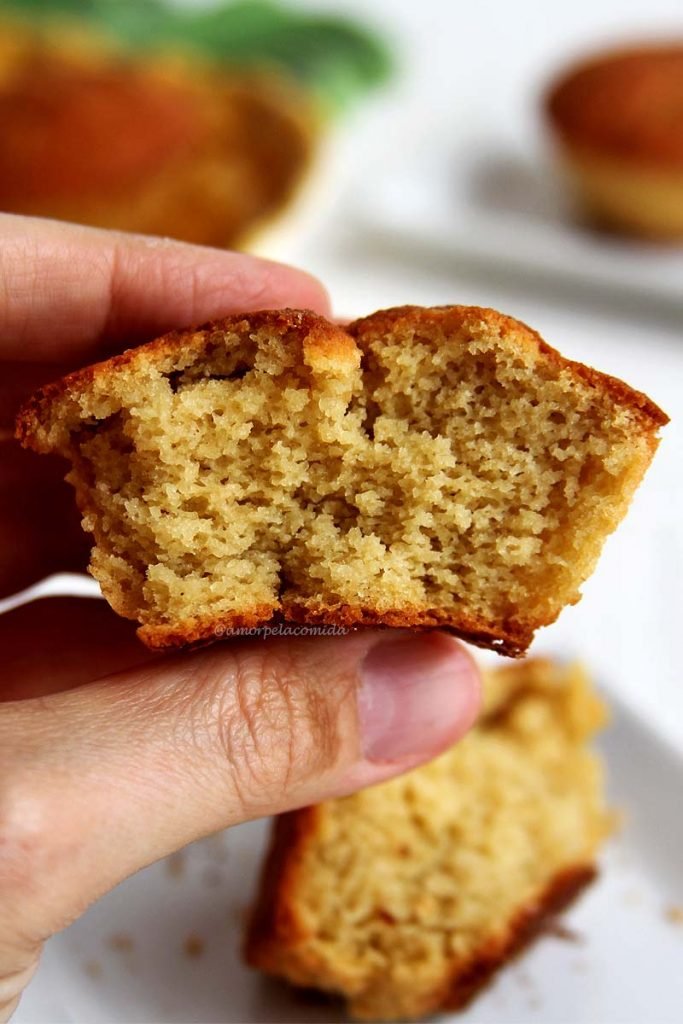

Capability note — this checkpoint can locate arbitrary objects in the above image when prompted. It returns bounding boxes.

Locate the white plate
[15,685,683,1024]
[355,138,683,321]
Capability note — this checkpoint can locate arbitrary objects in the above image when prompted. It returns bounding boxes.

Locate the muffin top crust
[546,44,683,167]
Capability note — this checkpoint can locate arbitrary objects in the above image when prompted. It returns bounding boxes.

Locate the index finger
[0,214,331,363]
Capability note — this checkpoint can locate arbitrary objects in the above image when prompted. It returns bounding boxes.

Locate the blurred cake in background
[545,44,683,241]
[0,0,391,248]
[0,23,314,247]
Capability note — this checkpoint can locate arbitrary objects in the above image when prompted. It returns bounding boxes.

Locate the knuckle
[207,644,343,810]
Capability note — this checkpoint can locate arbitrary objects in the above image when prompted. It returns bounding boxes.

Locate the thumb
[0,630,479,965]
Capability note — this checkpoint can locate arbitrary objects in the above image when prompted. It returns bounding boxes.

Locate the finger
[0,214,331,363]
[0,631,480,963]
[0,443,88,597]
[0,597,158,702]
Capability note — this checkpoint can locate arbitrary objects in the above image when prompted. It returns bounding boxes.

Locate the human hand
[0,215,481,1020]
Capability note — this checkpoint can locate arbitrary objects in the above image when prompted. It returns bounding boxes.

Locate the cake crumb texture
[245,659,611,1021]
[17,305,666,654]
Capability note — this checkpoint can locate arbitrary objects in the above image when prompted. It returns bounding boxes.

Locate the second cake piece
[245,658,611,1020]
[17,305,667,652]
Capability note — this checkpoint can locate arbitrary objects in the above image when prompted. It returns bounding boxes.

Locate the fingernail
[357,632,480,764]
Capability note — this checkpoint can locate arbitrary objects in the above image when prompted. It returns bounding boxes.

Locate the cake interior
[247,660,610,1020]
[40,312,654,646]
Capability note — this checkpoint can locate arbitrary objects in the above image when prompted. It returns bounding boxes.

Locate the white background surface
[11,0,683,1020]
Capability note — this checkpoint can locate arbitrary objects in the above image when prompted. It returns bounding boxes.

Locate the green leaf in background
[0,0,132,15]
[1,1,178,46]
[0,0,394,114]
[174,2,392,113]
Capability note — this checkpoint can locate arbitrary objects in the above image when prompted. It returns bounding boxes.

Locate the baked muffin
[0,20,313,247]
[545,43,683,240]
[245,658,611,1020]
[16,305,666,654]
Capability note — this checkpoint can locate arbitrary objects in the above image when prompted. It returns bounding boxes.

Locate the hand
[0,215,481,1020]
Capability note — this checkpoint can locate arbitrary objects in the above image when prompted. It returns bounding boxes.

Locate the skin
[0,215,481,1020]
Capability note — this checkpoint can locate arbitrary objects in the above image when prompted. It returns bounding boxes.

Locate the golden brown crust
[16,308,355,452]
[285,602,536,656]
[18,305,667,449]
[442,865,596,1013]
[546,44,683,168]
[135,602,535,657]
[245,809,596,1020]
[349,305,668,430]
[15,305,667,657]
[137,605,279,650]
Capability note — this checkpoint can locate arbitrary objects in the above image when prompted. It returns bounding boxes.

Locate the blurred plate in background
[356,136,683,321]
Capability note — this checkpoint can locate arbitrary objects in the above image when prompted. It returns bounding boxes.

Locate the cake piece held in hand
[16,305,666,653]
[245,658,611,1021]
